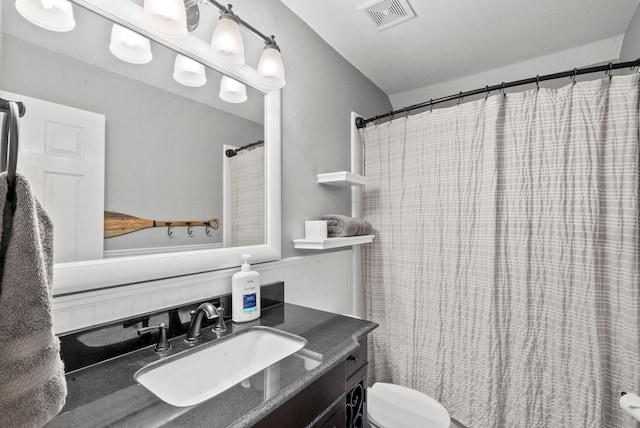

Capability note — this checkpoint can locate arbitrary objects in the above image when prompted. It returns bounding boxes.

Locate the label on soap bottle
[242,293,257,314]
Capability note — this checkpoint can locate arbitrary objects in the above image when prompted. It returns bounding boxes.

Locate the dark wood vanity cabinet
[253,337,368,428]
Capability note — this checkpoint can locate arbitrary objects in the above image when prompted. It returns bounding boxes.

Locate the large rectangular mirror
[0,0,281,295]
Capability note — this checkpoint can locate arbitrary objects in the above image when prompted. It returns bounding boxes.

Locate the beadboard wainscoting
[53,250,355,335]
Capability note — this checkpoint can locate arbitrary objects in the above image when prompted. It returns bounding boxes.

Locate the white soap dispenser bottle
[232,253,261,323]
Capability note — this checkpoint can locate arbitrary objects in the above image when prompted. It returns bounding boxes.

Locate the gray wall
[620,5,640,61]
[237,0,392,258]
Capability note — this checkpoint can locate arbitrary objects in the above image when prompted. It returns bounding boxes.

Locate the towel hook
[167,222,173,236]
[187,222,193,235]
[205,221,211,235]
[0,101,20,201]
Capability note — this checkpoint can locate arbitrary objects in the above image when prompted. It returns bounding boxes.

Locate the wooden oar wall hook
[104,211,220,238]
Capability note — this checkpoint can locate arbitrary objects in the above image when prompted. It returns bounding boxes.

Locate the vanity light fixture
[14,0,76,32]
[210,6,245,68]
[257,37,286,89]
[109,24,153,64]
[142,0,188,38]
[219,76,247,103]
[208,1,286,88]
[173,54,208,87]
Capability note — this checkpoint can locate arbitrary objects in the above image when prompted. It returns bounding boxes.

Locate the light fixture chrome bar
[206,0,278,47]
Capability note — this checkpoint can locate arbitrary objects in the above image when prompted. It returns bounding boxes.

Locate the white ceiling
[280,0,640,99]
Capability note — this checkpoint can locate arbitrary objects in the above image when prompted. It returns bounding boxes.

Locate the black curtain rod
[225,140,264,157]
[355,59,640,129]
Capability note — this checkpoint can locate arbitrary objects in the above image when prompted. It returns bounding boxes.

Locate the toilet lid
[367,382,451,428]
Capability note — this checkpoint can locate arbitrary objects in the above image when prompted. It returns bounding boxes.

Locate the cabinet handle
[347,355,359,363]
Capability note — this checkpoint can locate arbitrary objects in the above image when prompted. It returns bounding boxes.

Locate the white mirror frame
[53,0,281,295]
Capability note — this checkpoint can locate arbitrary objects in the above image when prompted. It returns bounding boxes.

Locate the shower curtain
[229,146,264,247]
[361,74,640,427]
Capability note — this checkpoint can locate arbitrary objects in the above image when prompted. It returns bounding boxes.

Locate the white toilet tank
[367,382,451,428]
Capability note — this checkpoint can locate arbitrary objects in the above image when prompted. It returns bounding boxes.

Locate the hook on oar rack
[167,223,173,236]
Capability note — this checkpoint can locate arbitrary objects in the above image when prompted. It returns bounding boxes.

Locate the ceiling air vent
[359,0,416,31]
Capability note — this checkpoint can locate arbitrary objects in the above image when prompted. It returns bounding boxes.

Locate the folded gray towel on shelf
[321,214,372,237]
[0,173,67,427]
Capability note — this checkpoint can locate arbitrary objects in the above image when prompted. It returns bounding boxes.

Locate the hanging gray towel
[0,172,67,427]
[321,214,373,237]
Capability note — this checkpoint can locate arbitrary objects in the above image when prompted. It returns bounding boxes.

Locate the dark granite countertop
[46,303,377,427]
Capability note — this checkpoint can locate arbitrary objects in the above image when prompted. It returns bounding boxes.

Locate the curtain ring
[390,110,395,120]
[572,68,578,85]
[485,85,489,100]
[403,107,409,119]
[430,99,433,113]
[374,115,380,126]
[501,82,506,96]
[536,75,540,91]
[607,62,613,81]
[457,91,463,106]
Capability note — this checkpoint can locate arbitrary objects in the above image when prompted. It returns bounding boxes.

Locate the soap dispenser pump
[231,254,261,323]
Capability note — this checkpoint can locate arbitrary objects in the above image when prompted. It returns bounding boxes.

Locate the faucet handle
[213,306,227,333]
[138,322,171,354]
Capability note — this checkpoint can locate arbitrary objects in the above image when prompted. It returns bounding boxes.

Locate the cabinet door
[253,362,345,428]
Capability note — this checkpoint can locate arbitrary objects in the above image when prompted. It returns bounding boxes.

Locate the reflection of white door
[0,90,105,263]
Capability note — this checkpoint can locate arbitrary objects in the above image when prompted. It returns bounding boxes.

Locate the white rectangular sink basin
[134,327,307,407]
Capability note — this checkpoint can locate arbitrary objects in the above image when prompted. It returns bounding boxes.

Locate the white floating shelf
[317,171,368,187]
[292,235,375,250]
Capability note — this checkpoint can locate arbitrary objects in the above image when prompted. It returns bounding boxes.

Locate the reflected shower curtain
[229,146,264,246]
[361,75,640,427]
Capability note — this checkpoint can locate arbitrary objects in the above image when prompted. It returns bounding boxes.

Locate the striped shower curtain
[361,74,640,427]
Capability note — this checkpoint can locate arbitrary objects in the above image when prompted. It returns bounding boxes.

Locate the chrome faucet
[185,302,226,342]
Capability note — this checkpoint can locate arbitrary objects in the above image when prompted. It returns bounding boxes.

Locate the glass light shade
[142,0,187,38]
[210,16,245,68]
[173,54,207,87]
[219,76,247,103]
[15,0,75,32]
[109,24,153,64]
[257,47,285,89]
